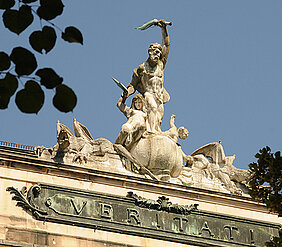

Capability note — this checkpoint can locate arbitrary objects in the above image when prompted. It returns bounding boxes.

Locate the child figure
[163,114,189,143]
[115,94,147,149]
[163,114,193,166]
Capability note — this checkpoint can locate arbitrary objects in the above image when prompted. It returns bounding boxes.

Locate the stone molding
[0,147,269,215]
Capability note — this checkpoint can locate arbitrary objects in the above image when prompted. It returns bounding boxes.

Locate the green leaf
[0,73,18,97]
[36,68,63,89]
[0,94,10,109]
[37,0,64,21]
[53,84,77,112]
[2,5,34,35]
[0,0,15,10]
[62,26,83,45]
[10,47,37,76]
[15,80,44,114]
[0,52,11,71]
[29,26,57,54]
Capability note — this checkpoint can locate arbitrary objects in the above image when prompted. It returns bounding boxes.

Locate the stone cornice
[0,146,273,215]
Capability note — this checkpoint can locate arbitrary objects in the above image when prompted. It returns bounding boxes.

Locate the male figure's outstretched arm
[126,19,170,98]
[158,19,170,67]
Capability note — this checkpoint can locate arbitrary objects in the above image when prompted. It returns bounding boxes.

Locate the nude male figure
[125,20,170,133]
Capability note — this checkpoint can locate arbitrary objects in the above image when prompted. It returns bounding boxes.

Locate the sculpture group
[36,19,249,195]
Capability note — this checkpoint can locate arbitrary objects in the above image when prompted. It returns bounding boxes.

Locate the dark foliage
[15,80,44,113]
[36,68,63,89]
[10,47,37,75]
[248,146,282,246]
[3,5,33,34]
[29,26,57,54]
[62,26,83,45]
[0,73,17,109]
[0,0,83,113]
[0,0,15,10]
[0,51,10,70]
[264,230,281,247]
[53,84,77,112]
[37,0,64,21]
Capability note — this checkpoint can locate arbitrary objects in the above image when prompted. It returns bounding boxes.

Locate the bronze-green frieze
[7,183,280,247]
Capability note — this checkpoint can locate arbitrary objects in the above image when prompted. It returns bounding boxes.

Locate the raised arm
[125,83,135,98]
[117,94,129,116]
[158,20,170,66]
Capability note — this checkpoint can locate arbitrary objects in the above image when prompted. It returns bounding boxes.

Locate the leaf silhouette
[10,47,37,76]
[0,95,10,109]
[0,73,18,97]
[0,51,11,71]
[29,26,57,54]
[0,0,15,10]
[36,67,63,89]
[15,80,44,114]
[3,5,33,35]
[53,84,77,112]
[37,0,64,21]
[22,0,37,3]
[62,26,83,45]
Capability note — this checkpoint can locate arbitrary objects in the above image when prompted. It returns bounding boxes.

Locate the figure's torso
[140,61,164,101]
[126,109,146,127]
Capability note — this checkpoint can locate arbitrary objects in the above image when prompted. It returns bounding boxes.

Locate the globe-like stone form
[130,135,184,181]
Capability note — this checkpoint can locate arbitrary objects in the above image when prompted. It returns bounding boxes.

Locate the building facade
[0,143,280,247]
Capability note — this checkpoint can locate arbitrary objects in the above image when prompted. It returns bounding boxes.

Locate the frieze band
[7,183,280,247]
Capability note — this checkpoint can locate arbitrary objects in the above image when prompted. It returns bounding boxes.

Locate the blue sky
[1,0,281,170]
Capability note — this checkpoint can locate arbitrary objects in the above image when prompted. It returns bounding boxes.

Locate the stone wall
[0,146,280,247]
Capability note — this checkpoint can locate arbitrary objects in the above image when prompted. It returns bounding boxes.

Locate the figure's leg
[125,132,132,146]
[144,92,159,133]
[132,126,145,143]
[156,103,164,132]
[115,131,127,145]
[115,123,131,146]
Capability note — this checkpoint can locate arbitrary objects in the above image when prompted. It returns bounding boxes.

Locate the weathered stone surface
[5,184,280,247]
[0,155,281,247]
[35,118,249,195]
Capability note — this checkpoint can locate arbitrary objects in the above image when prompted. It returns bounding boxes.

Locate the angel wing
[191,142,226,164]
[73,118,94,142]
[57,120,74,137]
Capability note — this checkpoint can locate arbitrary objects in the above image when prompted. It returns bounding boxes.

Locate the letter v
[70,199,87,215]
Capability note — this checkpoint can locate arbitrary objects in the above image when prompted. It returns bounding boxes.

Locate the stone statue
[178,142,250,194]
[115,94,146,149]
[36,119,127,173]
[163,114,189,143]
[125,19,171,133]
[112,19,249,191]
[35,19,251,195]
[128,114,193,181]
